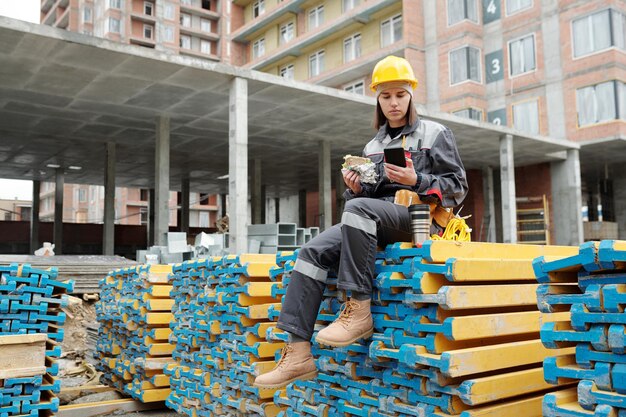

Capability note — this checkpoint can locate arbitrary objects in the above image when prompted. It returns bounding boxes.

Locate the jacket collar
[375,118,420,143]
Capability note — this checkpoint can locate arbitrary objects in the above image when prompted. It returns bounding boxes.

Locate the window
[309,50,325,77]
[140,208,148,225]
[343,33,361,62]
[308,5,324,30]
[381,14,402,47]
[180,34,191,49]
[572,9,625,58]
[449,45,481,84]
[201,18,211,32]
[202,0,211,11]
[201,39,212,54]
[78,189,87,202]
[144,1,153,15]
[164,3,175,19]
[448,0,477,25]
[453,108,483,121]
[144,24,153,39]
[280,22,294,45]
[199,211,209,228]
[509,34,535,76]
[280,64,294,79]
[180,13,191,27]
[199,193,209,206]
[343,0,360,12]
[253,0,265,18]
[344,80,365,95]
[252,38,265,58]
[83,7,92,23]
[164,25,174,42]
[506,0,532,15]
[108,17,121,33]
[140,189,149,201]
[576,81,625,127]
[512,100,539,134]
[109,0,122,9]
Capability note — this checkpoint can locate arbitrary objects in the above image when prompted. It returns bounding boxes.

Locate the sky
[0,1,38,200]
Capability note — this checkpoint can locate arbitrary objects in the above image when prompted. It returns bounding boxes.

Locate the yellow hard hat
[370,55,418,92]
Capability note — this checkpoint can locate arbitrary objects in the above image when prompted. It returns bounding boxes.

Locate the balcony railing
[231,0,306,42]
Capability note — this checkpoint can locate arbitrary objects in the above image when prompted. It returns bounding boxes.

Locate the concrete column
[299,189,307,227]
[481,166,496,242]
[103,142,116,255]
[181,176,190,233]
[228,77,248,253]
[251,158,262,224]
[148,188,155,246]
[54,168,64,254]
[30,180,40,254]
[423,0,439,111]
[551,149,583,245]
[155,115,170,247]
[261,185,266,223]
[318,140,332,231]
[499,134,517,243]
[220,193,227,218]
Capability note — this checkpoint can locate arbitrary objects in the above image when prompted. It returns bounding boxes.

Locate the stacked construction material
[248,223,319,254]
[535,240,626,416]
[0,263,73,416]
[94,264,174,403]
[272,240,579,416]
[165,254,287,416]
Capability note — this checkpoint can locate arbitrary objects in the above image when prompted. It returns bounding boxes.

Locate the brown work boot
[315,299,374,347]
[253,342,317,389]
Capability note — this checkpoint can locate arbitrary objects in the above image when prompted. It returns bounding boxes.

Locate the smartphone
[384,147,407,168]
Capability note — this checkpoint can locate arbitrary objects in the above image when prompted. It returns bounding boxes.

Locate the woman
[254,56,468,389]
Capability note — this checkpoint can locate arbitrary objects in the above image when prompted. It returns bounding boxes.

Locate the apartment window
[453,108,483,121]
[252,38,265,58]
[201,39,212,54]
[280,22,294,45]
[449,46,481,84]
[506,0,532,15]
[309,50,325,77]
[144,24,153,39]
[201,18,211,32]
[109,0,122,9]
[577,81,625,127]
[199,211,209,228]
[83,7,92,23]
[448,0,477,25]
[180,13,191,27]
[202,0,211,11]
[140,208,148,225]
[199,193,209,206]
[180,34,191,49]
[164,25,174,42]
[573,9,625,58]
[344,80,365,95]
[78,189,87,202]
[181,0,193,5]
[509,34,535,76]
[140,189,149,201]
[343,0,360,12]
[253,0,265,18]
[343,33,361,63]
[164,3,175,19]
[381,14,402,47]
[144,1,153,16]
[308,5,324,30]
[108,17,121,33]
[280,64,295,79]
[512,100,539,134]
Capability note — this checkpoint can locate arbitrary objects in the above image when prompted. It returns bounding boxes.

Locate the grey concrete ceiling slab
[0,17,580,196]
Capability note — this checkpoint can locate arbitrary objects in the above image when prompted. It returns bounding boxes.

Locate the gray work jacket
[344,118,468,208]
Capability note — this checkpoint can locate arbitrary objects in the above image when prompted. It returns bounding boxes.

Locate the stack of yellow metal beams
[95,264,174,403]
[535,240,626,416]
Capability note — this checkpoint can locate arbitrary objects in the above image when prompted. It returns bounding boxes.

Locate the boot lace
[276,344,293,369]
[336,300,359,327]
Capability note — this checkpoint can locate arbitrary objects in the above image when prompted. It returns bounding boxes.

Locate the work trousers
[277,197,411,341]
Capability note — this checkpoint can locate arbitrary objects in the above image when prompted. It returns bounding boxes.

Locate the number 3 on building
[491,58,500,75]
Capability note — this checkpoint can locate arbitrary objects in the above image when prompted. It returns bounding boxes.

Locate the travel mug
[408,204,430,246]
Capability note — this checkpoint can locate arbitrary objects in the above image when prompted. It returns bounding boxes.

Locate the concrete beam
[481,166,496,242]
[54,168,64,254]
[103,142,116,255]
[30,180,40,254]
[499,134,517,243]
[251,158,262,224]
[229,77,248,253]
[181,176,190,233]
[551,149,583,245]
[155,115,170,247]
[318,140,332,231]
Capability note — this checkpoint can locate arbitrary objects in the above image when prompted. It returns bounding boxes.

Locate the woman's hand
[343,170,363,195]
[385,158,418,186]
